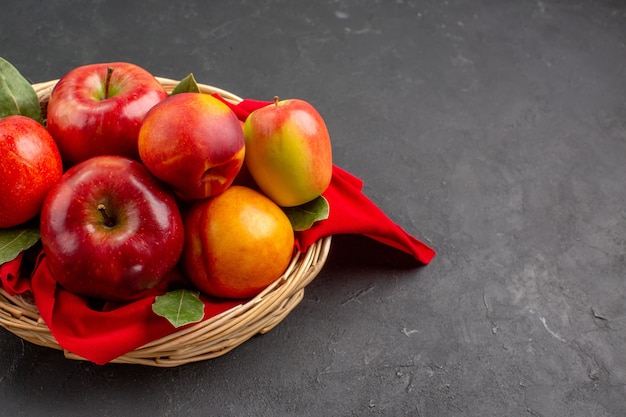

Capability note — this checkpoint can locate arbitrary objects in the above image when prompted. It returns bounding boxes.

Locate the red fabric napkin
[1,97,435,365]
[0,253,28,296]
[295,165,435,264]
[29,259,241,364]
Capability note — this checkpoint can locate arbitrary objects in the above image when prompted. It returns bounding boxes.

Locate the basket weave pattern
[0,78,331,367]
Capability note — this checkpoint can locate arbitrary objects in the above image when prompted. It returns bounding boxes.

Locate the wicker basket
[0,78,332,367]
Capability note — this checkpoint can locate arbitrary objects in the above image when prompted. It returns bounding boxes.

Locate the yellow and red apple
[0,115,63,228]
[138,92,245,201]
[243,98,332,207]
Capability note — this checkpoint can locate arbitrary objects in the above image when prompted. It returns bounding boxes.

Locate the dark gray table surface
[1,1,625,416]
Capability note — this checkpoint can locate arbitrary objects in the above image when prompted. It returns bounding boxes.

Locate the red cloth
[0,253,28,296]
[30,259,240,364]
[295,165,435,264]
[0,97,435,365]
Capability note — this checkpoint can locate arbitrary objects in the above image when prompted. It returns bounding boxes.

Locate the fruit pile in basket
[0,58,332,314]
[1,57,435,365]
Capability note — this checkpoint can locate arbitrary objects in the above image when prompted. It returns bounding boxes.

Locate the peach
[138,92,245,201]
[182,186,295,299]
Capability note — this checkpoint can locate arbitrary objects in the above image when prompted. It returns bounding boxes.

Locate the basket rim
[0,77,332,367]
[32,77,245,104]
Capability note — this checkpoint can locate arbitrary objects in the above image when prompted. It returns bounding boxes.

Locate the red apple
[138,92,245,201]
[0,115,63,228]
[243,98,332,207]
[46,62,168,165]
[40,155,184,302]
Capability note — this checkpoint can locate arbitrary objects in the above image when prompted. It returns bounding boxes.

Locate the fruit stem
[104,67,114,99]
[97,204,115,228]
[274,96,279,107]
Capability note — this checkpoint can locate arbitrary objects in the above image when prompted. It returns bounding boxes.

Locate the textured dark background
[1,1,625,416]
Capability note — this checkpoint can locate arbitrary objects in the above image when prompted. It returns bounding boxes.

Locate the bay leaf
[0,57,43,123]
[282,195,330,231]
[170,73,200,95]
[0,227,40,264]
[152,289,205,328]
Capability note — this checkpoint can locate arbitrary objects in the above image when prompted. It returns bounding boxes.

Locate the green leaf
[152,289,205,328]
[170,73,200,95]
[0,227,40,264]
[0,57,43,123]
[282,195,330,231]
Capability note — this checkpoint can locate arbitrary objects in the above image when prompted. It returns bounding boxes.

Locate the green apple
[243,98,332,207]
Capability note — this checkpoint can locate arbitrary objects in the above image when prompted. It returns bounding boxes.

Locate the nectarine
[138,92,245,201]
[182,186,295,299]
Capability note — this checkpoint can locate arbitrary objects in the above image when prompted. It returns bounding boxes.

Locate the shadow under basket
[0,78,332,367]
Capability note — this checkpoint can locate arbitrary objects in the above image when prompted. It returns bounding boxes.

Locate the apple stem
[97,204,115,228]
[274,96,279,107]
[104,67,114,99]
